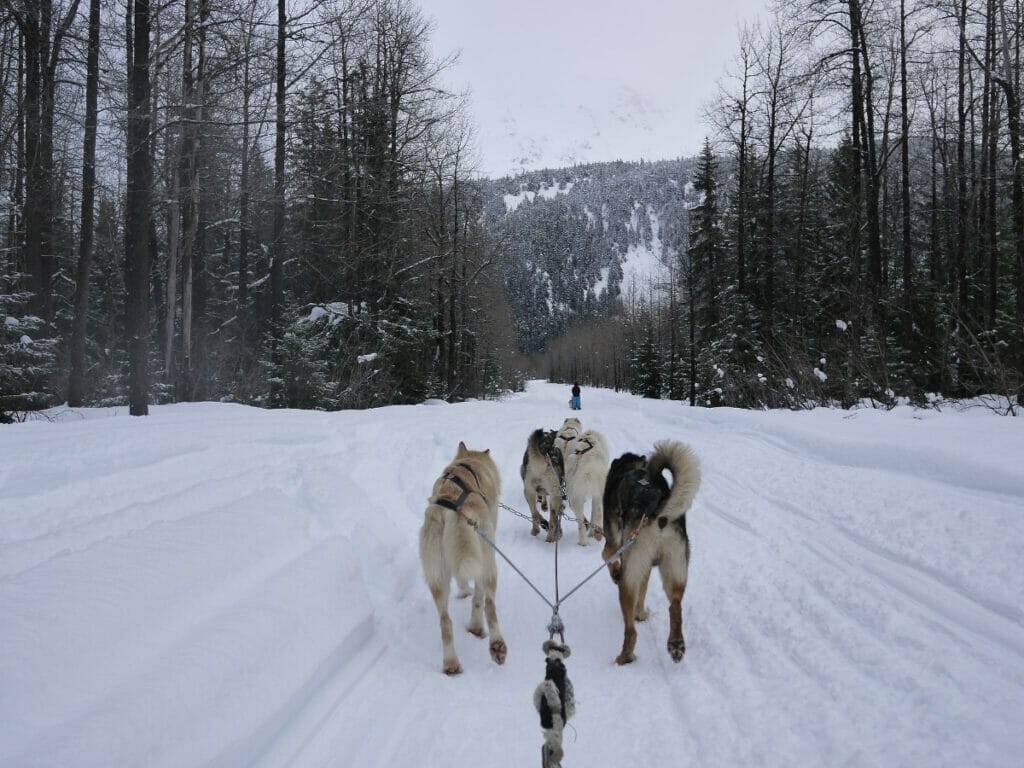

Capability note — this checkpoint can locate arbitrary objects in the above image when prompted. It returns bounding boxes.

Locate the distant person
[571,382,581,410]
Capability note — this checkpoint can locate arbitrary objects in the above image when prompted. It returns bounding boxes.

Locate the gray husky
[520,428,566,542]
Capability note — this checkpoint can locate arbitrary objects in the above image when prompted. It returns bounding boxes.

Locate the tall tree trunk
[900,0,913,325]
[180,0,206,399]
[955,0,969,313]
[269,0,286,404]
[852,0,883,311]
[164,152,180,378]
[688,264,696,407]
[736,48,750,297]
[848,0,865,312]
[126,0,153,415]
[447,164,459,395]
[272,0,285,330]
[238,14,253,336]
[67,0,100,406]
[164,0,194,382]
[978,0,995,329]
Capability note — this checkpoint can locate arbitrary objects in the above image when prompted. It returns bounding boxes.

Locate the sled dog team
[419,415,702,674]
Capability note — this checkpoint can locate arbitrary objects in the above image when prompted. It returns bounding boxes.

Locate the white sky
[418,0,770,177]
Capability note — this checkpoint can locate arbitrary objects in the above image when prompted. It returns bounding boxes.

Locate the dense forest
[0,0,523,422]
[1,0,1022,421]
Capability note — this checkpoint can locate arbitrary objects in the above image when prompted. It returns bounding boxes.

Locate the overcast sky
[418,0,771,178]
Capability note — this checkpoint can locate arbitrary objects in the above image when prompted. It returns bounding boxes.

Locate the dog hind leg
[602,536,623,583]
[589,492,605,541]
[421,511,461,673]
[615,576,640,665]
[481,555,506,664]
[525,487,542,536]
[467,581,486,637]
[635,569,651,622]
[546,493,564,543]
[660,546,689,662]
[428,578,462,675]
[569,490,589,546]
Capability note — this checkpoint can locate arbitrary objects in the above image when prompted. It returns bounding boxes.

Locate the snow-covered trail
[2,383,1022,767]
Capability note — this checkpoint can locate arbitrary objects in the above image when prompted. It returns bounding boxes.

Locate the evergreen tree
[1,276,56,422]
[687,139,727,403]
[631,322,662,398]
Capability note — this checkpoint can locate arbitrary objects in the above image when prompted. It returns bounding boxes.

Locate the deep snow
[2,382,1023,766]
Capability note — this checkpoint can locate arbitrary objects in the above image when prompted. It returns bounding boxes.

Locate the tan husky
[419,442,506,675]
[602,440,700,665]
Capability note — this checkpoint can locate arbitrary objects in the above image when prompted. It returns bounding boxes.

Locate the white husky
[563,428,610,546]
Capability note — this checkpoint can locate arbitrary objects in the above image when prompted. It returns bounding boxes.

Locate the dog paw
[467,624,486,638]
[577,536,589,547]
[667,638,686,662]
[615,651,636,665]
[443,660,463,675]
[490,639,507,665]
[531,525,541,536]
[635,607,649,622]
[589,525,604,541]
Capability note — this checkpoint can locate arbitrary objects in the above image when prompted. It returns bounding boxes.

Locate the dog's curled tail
[649,440,701,515]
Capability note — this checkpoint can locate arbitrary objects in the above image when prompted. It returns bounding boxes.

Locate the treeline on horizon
[2,0,1023,422]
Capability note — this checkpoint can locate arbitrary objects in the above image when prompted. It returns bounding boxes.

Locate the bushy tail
[420,502,484,587]
[648,440,701,516]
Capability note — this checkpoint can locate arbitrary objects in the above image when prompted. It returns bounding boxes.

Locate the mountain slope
[483,160,695,352]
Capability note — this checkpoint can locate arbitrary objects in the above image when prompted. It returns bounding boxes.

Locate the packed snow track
[2,382,1022,766]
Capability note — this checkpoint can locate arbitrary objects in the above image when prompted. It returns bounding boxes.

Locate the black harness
[573,437,594,455]
[556,427,580,445]
[434,463,486,512]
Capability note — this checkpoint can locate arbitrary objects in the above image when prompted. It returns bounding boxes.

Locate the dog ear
[457,440,467,456]
[484,448,490,455]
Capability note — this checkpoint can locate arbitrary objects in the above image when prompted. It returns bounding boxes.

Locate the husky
[602,440,701,665]
[553,417,582,459]
[520,428,566,542]
[419,442,506,675]
[563,429,610,546]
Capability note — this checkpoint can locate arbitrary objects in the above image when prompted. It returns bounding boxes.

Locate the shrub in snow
[267,298,435,410]
[1,279,56,423]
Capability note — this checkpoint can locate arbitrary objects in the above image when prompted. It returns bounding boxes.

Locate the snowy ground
[2,382,1023,767]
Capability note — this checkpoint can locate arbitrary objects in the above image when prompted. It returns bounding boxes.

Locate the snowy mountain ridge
[483,159,693,352]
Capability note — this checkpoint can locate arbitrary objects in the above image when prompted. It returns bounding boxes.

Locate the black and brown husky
[602,440,701,665]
